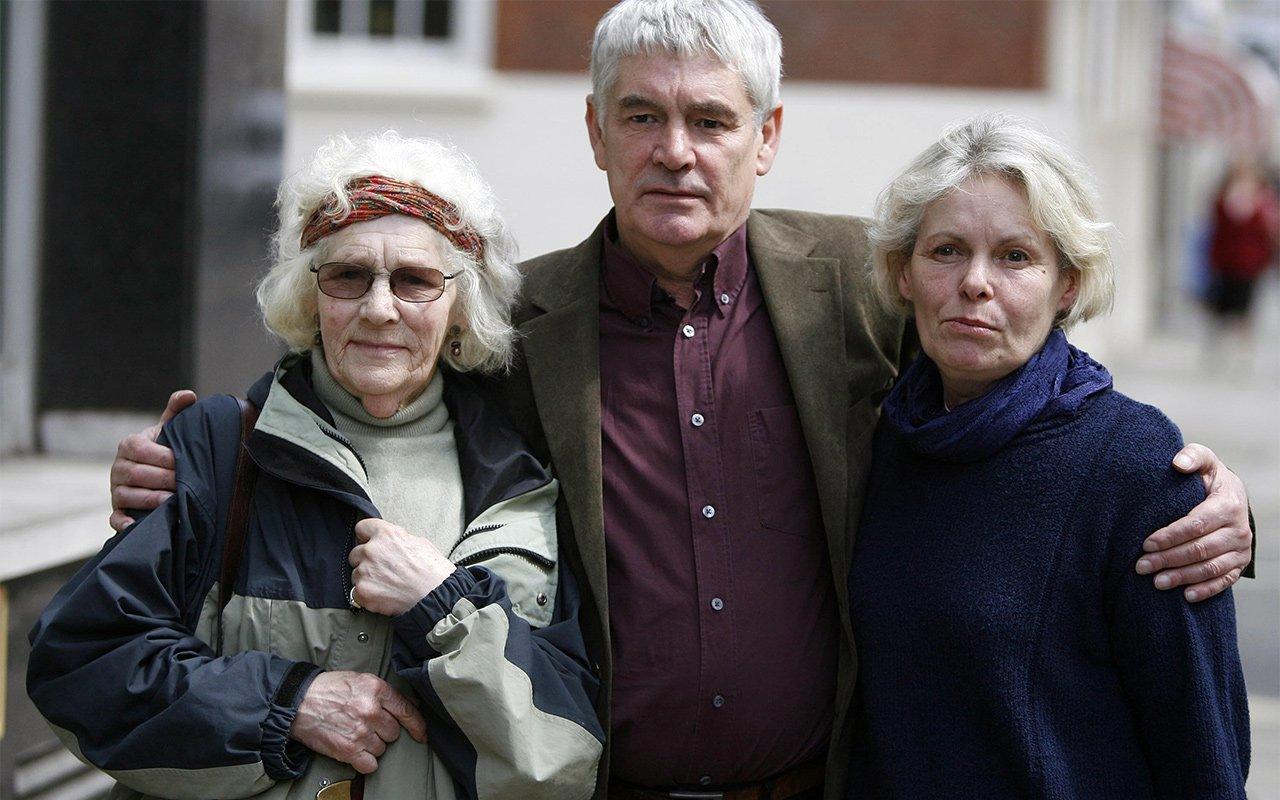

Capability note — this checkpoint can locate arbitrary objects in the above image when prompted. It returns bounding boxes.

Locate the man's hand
[1136,443,1253,602]
[109,390,197,531]
[290,670,427,774]
[349,519,456,617]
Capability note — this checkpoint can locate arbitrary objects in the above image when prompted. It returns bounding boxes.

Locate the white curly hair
[256,131,521,373]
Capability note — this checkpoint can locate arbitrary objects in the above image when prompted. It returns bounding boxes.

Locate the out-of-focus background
[0,0,1276,797]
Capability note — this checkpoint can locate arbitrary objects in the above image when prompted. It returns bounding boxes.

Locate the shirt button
[357,631,369,643]
[635,315,651,328]
[536,592,549,606]
[719,293,730,305]
[701,505,716,519]
[711,597,724,611]
[700,776,713,786]
[691,413,705,427]
[712,694,725,708]
[681,324,695,338]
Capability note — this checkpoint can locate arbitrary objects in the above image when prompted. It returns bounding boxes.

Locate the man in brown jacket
[111,1,1255,798]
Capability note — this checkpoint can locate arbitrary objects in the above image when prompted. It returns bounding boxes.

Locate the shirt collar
[601,211,750,319]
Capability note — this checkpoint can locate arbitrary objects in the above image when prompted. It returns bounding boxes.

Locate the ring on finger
[348,587,361,610]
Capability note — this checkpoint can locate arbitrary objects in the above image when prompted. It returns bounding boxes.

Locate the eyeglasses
[311,262,458,303]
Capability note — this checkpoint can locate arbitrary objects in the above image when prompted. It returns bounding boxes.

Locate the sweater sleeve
[26,397,321,799]
[1101,405,1250,799]
[390,478,603,800]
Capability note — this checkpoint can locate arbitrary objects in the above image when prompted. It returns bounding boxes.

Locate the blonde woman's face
[899,174,1077,405]
[316,215,462,418]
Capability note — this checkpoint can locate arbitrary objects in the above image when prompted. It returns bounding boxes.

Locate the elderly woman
[28,132,603,800]
[846,115,1249,798]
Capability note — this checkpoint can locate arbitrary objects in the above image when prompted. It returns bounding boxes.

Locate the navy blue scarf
[882,329,1113,462]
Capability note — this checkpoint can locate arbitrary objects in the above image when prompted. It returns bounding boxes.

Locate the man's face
[586,52,781,269]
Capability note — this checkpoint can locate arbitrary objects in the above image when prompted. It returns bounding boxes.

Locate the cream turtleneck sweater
[310,349,465,552]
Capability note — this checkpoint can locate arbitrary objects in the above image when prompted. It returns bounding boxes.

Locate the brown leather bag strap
[216,397,260,656]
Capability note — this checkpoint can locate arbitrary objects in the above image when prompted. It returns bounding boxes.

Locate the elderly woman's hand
[1136,443,1253,602]
[349,519,457,616]
[290,670,427,774]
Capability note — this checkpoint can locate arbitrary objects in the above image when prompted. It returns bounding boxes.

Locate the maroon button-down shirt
[599,218,839,788]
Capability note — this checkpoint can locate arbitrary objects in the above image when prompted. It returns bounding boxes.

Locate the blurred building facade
[4,0,1277,458]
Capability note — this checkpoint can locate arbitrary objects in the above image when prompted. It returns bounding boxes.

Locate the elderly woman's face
[317,215,461,417]
[899,174,1077,404]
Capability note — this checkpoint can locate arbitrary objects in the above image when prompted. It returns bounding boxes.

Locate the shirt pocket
[748,404,822,537]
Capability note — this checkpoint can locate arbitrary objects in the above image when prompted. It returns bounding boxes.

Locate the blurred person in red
[1206,160,1280,367]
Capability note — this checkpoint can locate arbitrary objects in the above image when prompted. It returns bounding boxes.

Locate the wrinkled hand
[290,670,427,774]
[349,519,456,617]
[109,390,198,531]
[1136,443,1253,602]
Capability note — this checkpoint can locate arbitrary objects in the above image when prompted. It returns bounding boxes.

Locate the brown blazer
[491,209,906,798]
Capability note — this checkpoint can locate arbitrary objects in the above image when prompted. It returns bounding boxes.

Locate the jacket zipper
[316,421,369,476]
[449,522,506,554]
[455,546,554,570]
[341,509,356,609]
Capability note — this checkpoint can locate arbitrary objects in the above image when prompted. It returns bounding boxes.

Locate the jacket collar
[246,353,552,526]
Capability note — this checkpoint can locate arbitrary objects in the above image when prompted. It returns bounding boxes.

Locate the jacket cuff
[260,662,323,780]
[393,567,480,661]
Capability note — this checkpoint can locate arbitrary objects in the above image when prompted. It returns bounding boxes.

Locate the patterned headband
[300,175,486,266]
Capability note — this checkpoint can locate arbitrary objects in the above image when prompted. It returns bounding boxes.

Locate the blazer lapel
[747,211,850,563]
[518,227,609,619]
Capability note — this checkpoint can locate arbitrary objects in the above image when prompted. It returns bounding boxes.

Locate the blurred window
[291,0,490,98]
[309,0,454,41]
[369,0,395,37]
[423,0,451,39]
[313,0,341,33]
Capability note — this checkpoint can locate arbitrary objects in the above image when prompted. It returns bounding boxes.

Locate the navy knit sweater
[846,389,1250,799]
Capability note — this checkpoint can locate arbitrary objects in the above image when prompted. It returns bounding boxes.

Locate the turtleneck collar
[309,348,449,435]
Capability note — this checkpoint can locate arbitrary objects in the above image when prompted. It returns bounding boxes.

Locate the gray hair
[589,0,783,128]
[257,131,521,373]
[867,113,1115,330]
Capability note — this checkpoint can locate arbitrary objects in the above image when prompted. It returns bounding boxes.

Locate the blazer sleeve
[391,479,604,800]
[26,397,321,800]
[1101,407,1250,799]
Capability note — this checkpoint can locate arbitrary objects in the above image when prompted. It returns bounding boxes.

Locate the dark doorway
[38,1,202,410]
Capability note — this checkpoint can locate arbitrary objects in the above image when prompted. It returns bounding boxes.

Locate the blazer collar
[746,210,850,564]
[522,218,606,315]
[517,221,608,619]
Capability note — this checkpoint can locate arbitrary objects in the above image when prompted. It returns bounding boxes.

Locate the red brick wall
[495,0,1046,91]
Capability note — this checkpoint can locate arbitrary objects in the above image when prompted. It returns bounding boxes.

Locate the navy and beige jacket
[27,357,604,800]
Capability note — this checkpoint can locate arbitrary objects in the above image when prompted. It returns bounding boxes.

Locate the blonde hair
[867,113,1114,330]
[256,131,521,373]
